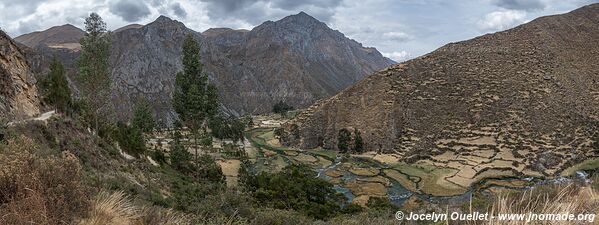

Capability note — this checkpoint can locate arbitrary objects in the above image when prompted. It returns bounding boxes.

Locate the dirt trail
[7,110,56,126]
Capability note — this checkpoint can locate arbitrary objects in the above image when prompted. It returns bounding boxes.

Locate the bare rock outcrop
[0,30,40,119]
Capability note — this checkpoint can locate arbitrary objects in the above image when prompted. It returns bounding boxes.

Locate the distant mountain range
[282,4,599,178]
[15,12,395,124]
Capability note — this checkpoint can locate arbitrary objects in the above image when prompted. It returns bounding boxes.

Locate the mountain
[281,4,599,179]
[15,24,84,84]
[113,24,143,33]
[16,12,394,125]
[0,31,40,118]
[15,24,84,48]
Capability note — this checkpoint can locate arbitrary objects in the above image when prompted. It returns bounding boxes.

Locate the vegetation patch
[392,162,466,196]
[561,158,599,176]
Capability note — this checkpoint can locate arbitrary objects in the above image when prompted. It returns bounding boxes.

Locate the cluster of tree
[113,122,145,156]
[169,127,225,183]
[111,98,156,156]
[39,57,72,114]
[239,164,344,219]
[337,128,364,153]
[272,100,293,115]
[208,116,245,143]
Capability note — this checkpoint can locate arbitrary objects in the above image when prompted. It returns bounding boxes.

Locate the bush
[170,176,224,213]
[250,208,313,225]
[114,122,146,156]
[0,117,7,143]
[0,137,89,225]
[272,100,293,115]
[132,99,156,133]
[195,154,226,183]
[242,164,342,219]
[209,116,246,142]
[169,130,193,173]
[80,191,191,225]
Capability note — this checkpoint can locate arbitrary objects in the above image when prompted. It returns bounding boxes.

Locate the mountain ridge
[16,12,394,124]
[281,4,599,179]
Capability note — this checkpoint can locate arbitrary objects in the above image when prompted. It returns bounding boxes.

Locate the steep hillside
[0,31,40,119]
[16,12,394,125]
[282,4,599,182]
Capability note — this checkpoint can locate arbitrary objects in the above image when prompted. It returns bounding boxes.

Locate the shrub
[169,130,193,173]
[0,117,7,143]
[195,154,226,183]
[209,116,246,142]
[243,164,342,219]
[132,99,156,133]
[0,137,89,225]
[250,208,313,225]
[79,191,191,225]
[272,100,293,115]
[114,122,145,156]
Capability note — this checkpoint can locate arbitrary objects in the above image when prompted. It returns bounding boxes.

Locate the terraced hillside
[281,4,599,190]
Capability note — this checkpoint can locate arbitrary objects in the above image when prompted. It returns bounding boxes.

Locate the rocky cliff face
[17,12,394,125]
[0,31,40,119]
[282,4,599,176]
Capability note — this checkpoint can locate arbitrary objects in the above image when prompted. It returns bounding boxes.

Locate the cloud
[477,10,527,32]
[169,2,187,18]
[383,31,412,42]
[271,0,343,10]
[490,0,546,11]
[383,51,412,62]
[109,0,151,22]
[198,0,342,24]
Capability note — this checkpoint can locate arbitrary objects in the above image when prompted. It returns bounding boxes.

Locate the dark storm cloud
[109,0,152,22]
[490,0,546,11]
[170,2,187,18]
[199,0,342,23]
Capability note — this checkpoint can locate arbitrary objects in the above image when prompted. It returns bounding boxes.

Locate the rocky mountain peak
[284,11,322,24]
[258,11,329,33]
[151,15,182,26]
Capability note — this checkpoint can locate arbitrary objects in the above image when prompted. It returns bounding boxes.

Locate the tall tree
[132,98,156,133]
[354,128,364,153]
[172,34,219,160]
[77,12,111,131]
[43,57,71,113]
[337,128,351,153]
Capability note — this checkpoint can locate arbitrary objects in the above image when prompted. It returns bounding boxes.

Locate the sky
[1,0,597,62]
